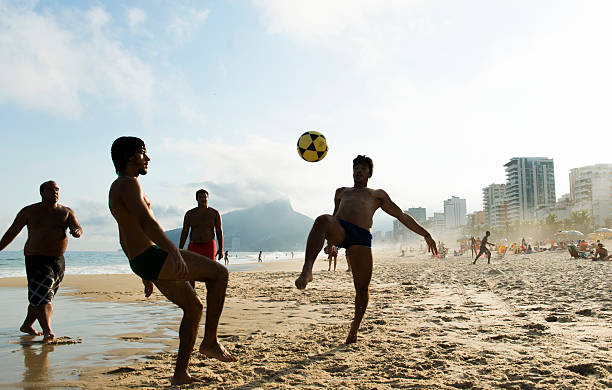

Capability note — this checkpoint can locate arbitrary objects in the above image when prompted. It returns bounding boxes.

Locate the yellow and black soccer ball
[297,131,328,162]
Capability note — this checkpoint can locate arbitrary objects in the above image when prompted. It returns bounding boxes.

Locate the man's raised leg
[345,246,373,344]
[154,280,203,385]
[20,305,42,336]
[295,215,345,290]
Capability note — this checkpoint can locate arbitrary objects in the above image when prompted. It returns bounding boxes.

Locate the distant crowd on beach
[399,234,610,263]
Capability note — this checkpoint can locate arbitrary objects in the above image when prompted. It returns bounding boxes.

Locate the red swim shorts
[187,240,217,261]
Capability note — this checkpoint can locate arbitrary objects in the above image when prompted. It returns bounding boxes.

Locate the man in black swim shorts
[108,136,236,386]
[0,180,82,342]
[295,155,438,344]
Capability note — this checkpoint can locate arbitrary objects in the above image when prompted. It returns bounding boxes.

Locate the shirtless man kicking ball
[108,136,236,385]
[295,155,438,344]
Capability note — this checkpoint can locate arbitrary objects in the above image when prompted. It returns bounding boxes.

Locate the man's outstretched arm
[379,190,438,255]
[0,208,27,252]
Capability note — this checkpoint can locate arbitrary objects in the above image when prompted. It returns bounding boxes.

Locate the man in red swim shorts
[180,189,223,288]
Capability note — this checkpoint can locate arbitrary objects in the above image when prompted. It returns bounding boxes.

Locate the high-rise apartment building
[569,164,612,227]
[482,184,506,228]
[504,157,556,222]
[407,207,426,223]
[443,196,467,228]
[393,207,427,242]
[432,212,446,231]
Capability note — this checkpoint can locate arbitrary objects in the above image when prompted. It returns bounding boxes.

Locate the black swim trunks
[25,255,65,306]
[129,245,168,280]
[337,218,372,248]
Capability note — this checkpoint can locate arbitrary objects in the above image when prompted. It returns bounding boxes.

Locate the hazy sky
[1,0,610,251]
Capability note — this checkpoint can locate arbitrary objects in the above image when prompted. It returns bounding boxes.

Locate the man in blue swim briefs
[295,155,438,344]
[108,137,236,386]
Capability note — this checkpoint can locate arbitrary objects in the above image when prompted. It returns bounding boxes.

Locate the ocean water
[0,251,303,278]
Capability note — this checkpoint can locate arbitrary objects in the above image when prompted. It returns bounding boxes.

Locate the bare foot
[345,322,359,344]
[345,331,358,344]
[295,271,312,290]
[199,342,237,362]
[42,332,55,344]
[20,325,42,336]
[171,373,201,385]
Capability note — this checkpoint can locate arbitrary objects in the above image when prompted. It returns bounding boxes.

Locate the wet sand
[2,246,612,388]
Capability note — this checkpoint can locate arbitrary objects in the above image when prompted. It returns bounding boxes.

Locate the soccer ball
[297,131,328,162]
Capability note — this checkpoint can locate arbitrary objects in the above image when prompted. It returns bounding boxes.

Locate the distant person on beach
[108,137,236,385]
[258,250,263,263]
[473,231,495,264]
[224,250,229,265]
[0,181,82,343]
[593,243,610,261]
[470,236,477,258]
[295,155,438,344]
[325,243,338,271]
[180,189,223,288]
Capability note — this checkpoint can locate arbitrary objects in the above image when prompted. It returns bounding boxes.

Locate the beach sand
[2,247,612,389]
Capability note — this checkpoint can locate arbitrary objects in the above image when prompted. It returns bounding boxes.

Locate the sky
[1,0,610,251]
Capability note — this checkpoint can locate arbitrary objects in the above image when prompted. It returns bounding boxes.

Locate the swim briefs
[188,240,217,261]
[129,245,167,280]
[337,218,372,249]
[25,255,65,306]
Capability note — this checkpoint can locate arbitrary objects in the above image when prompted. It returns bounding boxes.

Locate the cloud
[0,2,154,118]
[152,204,184,219]
[161,136,341,218]
[127,7,146,31]
[87,6,110,28]
[0,1,212,123]
[167,7,209,42]
[252,0,440,66]
[187,180,284,212]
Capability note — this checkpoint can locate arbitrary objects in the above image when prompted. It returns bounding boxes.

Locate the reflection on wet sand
[21,337,55,384]
[1,287,176,388]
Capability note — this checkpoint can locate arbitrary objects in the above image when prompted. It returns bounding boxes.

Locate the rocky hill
[165,199,313,251]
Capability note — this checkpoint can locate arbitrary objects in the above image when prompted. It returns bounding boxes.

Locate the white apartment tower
[569,164,612,227]
[504,157,556,222]
[482,184,507,228]
[443,196,467,228]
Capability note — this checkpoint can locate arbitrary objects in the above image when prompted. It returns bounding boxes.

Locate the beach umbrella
[563,230,585,239]
[595,228,612,236]
[586,232,602,240]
